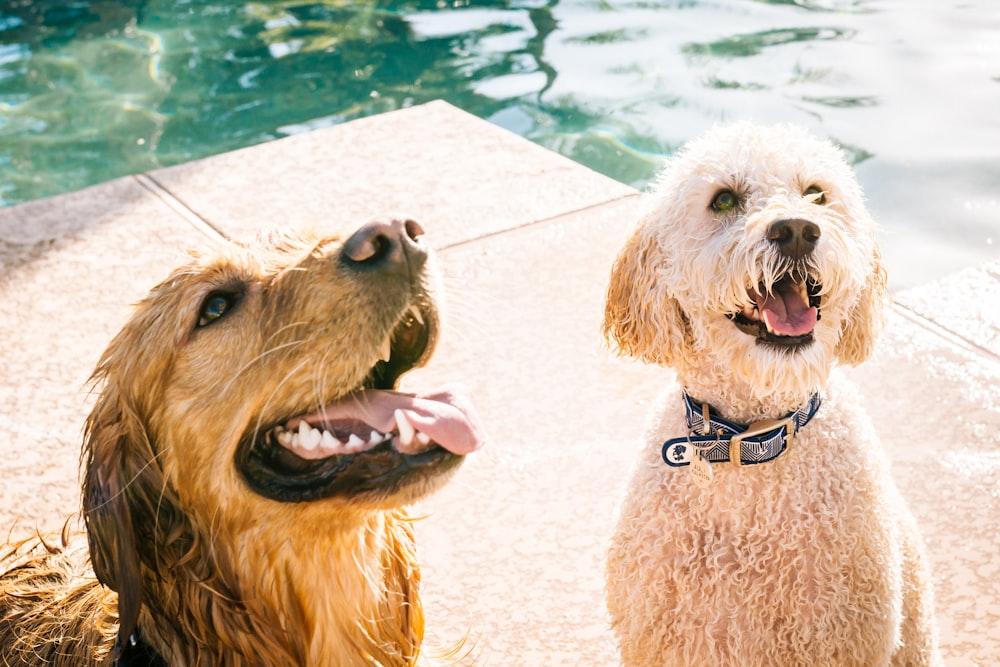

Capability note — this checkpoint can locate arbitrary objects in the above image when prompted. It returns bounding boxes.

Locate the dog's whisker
[436,285,509,350]
[83,447,168,515]
[248,357,314,445]
[310,350,335,416]
[263,320,311,346]
[218,339,308,397]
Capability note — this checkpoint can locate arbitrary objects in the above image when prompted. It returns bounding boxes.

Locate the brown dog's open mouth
[236,304,485,503]
[727,274,822,349]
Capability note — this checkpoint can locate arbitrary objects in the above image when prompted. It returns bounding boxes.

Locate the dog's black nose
[341,219,427,274]
[767,218,821,260]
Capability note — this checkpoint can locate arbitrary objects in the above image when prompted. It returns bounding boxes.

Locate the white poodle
[603,123,942,666]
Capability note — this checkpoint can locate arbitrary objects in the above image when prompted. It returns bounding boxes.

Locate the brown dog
[0,221,485,666]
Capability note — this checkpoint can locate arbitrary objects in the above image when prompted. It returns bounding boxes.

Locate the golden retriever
[0,220,485,666]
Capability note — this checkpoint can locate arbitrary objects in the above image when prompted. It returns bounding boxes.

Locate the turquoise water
[1,1,998,286]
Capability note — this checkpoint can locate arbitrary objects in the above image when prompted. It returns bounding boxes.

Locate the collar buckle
[728,416,797,466]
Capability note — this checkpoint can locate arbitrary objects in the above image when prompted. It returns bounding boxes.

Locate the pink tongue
[753,279,817,337]
[294,383,486,455]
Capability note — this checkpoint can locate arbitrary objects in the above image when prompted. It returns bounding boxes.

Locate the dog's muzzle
[234,220,486,504]
[728,219,823,349]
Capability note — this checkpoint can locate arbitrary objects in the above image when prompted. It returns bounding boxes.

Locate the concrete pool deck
[1,100,997,665]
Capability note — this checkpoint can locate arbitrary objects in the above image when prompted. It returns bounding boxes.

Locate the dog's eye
[804,185,827,205]
[711,190,739,212]
[197,291,240,328]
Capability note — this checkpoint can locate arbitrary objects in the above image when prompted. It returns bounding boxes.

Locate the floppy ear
[835,243,889,366]
[82,341,183,655]
[603,218,690,367]
[82,383,147,654]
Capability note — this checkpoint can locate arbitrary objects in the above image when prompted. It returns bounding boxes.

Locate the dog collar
[114,631,167,667]
[662,392,822,468]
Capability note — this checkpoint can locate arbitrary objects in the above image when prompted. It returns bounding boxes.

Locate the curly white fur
[603,123,942,666]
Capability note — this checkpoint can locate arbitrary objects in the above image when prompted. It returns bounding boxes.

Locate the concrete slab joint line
[891,302,1000,364]
[436,192,641,252]
[133,173,229,243]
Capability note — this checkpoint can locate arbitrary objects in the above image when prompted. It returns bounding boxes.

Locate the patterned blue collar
[662,392,822,469]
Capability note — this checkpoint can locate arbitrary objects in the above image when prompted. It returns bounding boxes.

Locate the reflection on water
[683,26,857,59]
[1,0,997,285]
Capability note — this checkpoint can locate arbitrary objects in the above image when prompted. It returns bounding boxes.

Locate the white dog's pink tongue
[754,279,817,336]
[298,384,486,456]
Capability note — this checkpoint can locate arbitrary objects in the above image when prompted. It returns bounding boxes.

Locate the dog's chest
[618,391,899,619]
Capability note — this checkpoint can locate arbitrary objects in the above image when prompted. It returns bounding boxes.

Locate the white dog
[602,123,942,666]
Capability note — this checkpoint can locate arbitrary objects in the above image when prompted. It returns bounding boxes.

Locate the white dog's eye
[804,185,827,205]
[198,291,241,328]
[710,190,740,212]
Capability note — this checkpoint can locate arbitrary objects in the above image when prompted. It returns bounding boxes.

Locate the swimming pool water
[1,0,998,287]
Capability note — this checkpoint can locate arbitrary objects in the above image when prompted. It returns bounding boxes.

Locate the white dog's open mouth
[236,304,486,503]
[728,273,822,348]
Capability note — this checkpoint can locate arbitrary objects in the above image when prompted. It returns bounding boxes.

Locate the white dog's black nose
[341,219,427,274]
[767,218,821,260]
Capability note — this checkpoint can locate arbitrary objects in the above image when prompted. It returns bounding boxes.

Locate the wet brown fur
[1,227,458,666]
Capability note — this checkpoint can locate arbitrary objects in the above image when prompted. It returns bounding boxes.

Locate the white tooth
[416,432,431,445]
[369,430,385,445]
[408,305,425,325]
[320,430,341,451]
[347,434,366,450]
[307,431,323,451]
[277,430,293,447]
[761,310,777,334]
[297,421,312,447]
[394,409,415,446]
[289,432,301,447]
[378,338,392,363]
[297,422,319,450]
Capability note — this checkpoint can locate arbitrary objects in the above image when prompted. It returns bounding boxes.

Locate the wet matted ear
[603,219,690,367]
[835,244,889,366]
[82,389,145,655]
[77,252,202,659]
